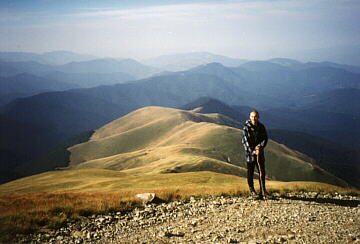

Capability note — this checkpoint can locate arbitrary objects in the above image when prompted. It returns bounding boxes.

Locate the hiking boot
[249,188,257,197]
[259,191,271,200]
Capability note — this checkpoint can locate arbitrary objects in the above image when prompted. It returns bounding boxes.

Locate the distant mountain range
[0,51,359,188]
[1,51,359,107]
[143,52,248,71]
[43,71,135,88]
[0,58,159,79]
[0,56,160,105]
[0,51,97,65]
[181,97,248,123]
[0,73,79,105]
[288,45,360,67]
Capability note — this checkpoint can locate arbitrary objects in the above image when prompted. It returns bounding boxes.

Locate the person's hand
[255,146,261,155]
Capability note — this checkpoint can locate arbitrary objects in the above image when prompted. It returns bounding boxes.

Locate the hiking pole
[256,151,266,200]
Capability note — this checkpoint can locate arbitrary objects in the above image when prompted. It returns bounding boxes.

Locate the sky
[1,0,360,61]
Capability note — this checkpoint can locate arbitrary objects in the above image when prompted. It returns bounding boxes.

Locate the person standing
[242,110,268,199]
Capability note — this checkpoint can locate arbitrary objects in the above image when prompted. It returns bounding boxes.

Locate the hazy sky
[1,0,360,60]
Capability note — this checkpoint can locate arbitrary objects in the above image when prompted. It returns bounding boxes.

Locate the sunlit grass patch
[267,180,360,196]
[0,191,139,241]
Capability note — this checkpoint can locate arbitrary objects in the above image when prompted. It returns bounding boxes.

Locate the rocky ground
[16,192,360,244]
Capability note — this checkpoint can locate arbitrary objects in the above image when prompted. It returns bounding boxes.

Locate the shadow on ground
[278,195,360,207]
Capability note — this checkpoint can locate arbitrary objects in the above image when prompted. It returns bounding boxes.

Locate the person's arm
[242,127,255,155]
[258,124,268,149]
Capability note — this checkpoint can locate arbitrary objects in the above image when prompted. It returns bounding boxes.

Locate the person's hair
[250,110,259,116]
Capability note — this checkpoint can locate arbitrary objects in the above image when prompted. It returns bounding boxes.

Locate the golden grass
[0,170,247,194]
[64,106,347,187]
[67,107,240,166]
[0,187,243,239]
[0,191,138,240]
[266,180,359,195]
[0,170,248,239]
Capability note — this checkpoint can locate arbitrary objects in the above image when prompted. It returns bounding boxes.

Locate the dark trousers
[247,153,266,193]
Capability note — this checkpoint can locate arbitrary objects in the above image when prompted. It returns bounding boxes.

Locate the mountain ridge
[0,58,159,80]
[0,73,79,105]
[66,106,347,187]
[0,51,97,65]
[143,52,248,71]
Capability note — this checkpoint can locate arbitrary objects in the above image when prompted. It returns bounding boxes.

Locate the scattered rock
[135,193,156,204]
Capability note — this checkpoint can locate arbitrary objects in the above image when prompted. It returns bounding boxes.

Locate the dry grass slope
[0,169,353,195]
[67,106,347,186]
[0,169,246,194]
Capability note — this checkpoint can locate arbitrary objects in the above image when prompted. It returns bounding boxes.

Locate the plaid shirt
[242,120,268,163]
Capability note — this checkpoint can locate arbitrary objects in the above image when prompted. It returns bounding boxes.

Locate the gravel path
[18,192,360,244]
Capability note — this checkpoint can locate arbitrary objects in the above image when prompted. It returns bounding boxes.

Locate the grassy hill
[0,106,350,192]
[66,106,346,187]
[0,169,350,195]
[0,169,243,194]
[269,129,360,188]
